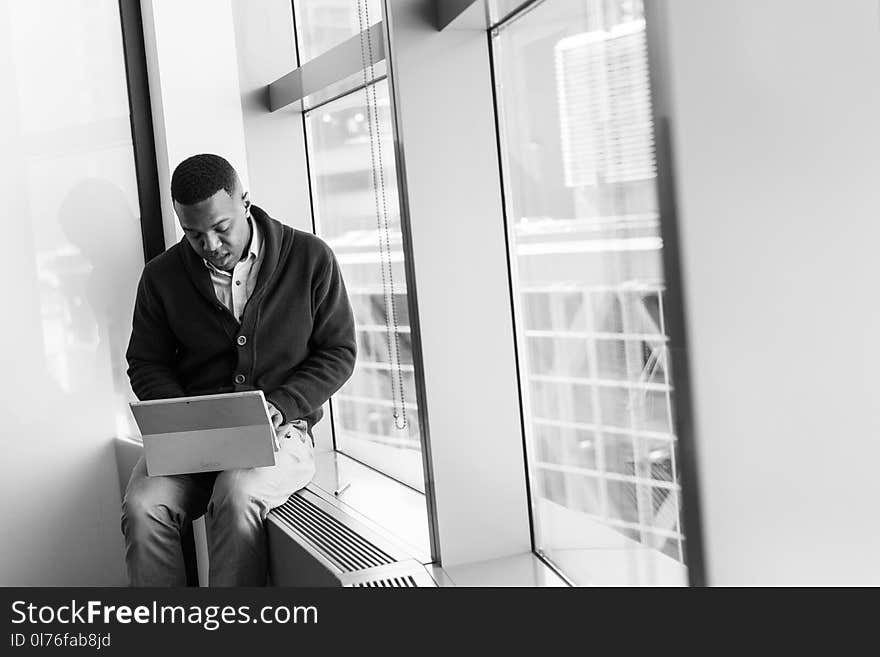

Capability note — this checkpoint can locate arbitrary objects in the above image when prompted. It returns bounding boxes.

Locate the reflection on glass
[3,0,144,442]
[294,0,382,64]
[494,0,686,585]
[0,0,145,584]
[305,81,424,491]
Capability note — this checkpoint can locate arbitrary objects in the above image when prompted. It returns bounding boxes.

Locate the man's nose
[202,233,222,253]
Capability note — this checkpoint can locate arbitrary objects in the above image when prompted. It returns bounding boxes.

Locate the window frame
[290,0,440,560]
[118,0,164,262]
[485,0,705,584]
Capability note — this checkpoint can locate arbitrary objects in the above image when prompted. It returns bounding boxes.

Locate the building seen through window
[302,28,424,491]
[494,0,686,584]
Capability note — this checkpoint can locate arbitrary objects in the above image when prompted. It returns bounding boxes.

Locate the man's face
[175,188,250,272]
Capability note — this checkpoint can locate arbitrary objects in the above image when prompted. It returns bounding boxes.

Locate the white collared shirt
[203,218,263,322]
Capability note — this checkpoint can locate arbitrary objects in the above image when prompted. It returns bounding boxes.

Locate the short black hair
[171,153,240,205]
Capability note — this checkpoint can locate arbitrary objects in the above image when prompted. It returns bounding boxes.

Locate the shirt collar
[246,215,261,262]
[202,216,261,274]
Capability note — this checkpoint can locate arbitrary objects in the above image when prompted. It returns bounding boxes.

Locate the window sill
[309,447,432,563]
[436,553,569,587]
[119,438,678,586]
[302,452,572,586]
[533,498,689,586]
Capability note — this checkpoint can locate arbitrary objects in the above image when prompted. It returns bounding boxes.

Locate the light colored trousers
[121,420,315,587]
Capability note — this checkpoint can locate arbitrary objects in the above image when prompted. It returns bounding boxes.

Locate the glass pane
[305,80,425,491]
[493,0,687,585]
[294,0,382,64]
[2,0,143,441]
[0,0,144,583]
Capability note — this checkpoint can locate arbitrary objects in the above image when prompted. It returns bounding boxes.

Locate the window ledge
[437,553,570,587]
[309,448,432,563]
[308,450,686,586]
[299,451,572,586]
[534,499,688,586]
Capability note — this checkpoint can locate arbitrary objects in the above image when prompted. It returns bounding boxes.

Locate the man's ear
[242,191,251,213]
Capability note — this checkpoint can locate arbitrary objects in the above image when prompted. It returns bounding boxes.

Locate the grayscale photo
[0,0,877,597]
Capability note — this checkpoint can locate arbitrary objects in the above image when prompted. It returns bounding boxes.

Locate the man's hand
[266,401,284,432]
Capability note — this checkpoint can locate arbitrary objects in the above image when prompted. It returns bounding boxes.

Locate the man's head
[171,154,251,272]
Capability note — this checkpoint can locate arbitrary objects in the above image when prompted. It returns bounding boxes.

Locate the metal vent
[354,576,418,588]
[268,488,438,587]
[342,561,438,588]
[272,494,395,573]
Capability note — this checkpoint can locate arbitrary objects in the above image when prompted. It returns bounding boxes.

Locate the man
[122,153,356,586]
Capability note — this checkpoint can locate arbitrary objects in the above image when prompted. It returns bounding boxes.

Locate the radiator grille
[272,494,396,572]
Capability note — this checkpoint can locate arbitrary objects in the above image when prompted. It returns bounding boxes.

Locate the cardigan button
[237,335,247,346]
[234,374,246,385]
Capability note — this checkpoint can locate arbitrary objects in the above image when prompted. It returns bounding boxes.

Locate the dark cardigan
[125,205,356,429]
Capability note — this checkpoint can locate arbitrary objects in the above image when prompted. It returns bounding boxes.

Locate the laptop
[130,390,276,477]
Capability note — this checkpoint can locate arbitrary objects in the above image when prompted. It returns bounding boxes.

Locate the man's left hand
[266,401,284,431]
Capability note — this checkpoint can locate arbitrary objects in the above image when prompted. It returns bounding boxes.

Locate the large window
[296,2,425,492]
[0,0,146,584]
[492,0,687,585]
[4,0,145,440]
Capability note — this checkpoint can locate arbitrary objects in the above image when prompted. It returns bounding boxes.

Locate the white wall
[141,0,251,246]
[385,0,532,566]
[0,0,141,585]
[230,0,313,232]
[660,0,880,585]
